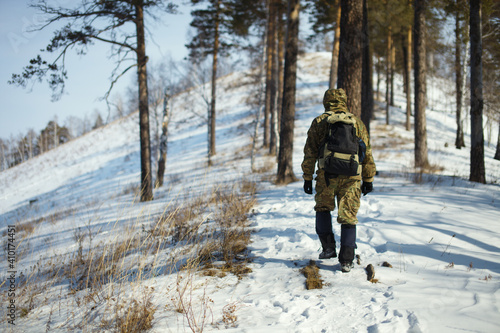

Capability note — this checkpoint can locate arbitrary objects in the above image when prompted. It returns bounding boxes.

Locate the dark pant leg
[339,224,356,263]
[316,211,335,250]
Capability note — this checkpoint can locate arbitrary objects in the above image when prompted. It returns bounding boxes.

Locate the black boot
[319,234,337,259]
[339,224,356,272]
[316,211,337,259]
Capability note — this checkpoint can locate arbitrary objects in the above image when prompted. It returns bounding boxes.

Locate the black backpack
[318,111,366,177]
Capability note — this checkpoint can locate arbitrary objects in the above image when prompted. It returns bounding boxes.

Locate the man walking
[302,88,376,272]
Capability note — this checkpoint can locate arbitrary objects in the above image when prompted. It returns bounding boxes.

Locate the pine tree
[337,0,363,117]
[481,0,500,160]
[37,120,71,153]
[188,0,225,164]
[444,0,468,149]
[277,0,300,184]
[361,0,374,134]
[469,0,486,183]
[265,0,278,153]
[454,0,467,149]
[9,0,177,202]
[188,0,263,163]
[413,0,430,169]
[403,0,412,132]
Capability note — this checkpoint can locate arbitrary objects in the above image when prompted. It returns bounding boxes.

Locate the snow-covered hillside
[1,52,499,333]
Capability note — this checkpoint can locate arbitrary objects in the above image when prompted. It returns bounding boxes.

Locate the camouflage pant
[314,170,361,225]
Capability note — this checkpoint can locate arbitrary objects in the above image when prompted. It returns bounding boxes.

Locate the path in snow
[213,181,423,333]
[212,161,500,332]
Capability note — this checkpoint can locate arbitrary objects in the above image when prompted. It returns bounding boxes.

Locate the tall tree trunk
[269,0,278,156]
[337,0,363,117]
[209,0,221,164]
[403,25,412,131]
[386,25,392,125]
[390,37,395,106]
[469,0,485,183]
[251,26,268,172]
[455,0,466,149]
[376,55,381,100]
[329,2,341,89]
[277,4,285,133]
[135,2,153,202]
[156,92,169,188]
[361,0,373,133]
[277,0,299,184]
[413,0,429,169]
[264,0,275,149]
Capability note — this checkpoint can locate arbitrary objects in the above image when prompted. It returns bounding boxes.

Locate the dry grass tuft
[300,260,323,290]
[190,183,256,279]
[115,299,156,333]
[66,232,142,292]
[221,302,241,327]
[99,287,156,333]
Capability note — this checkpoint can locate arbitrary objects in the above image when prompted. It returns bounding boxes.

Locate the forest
[4,0,500,193]
[2,1,500,332]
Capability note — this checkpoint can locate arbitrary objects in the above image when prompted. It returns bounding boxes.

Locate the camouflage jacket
[301,89,376,183]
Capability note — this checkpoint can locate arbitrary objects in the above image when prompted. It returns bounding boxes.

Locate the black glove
[361,182,373,196]
[304,180,313,195]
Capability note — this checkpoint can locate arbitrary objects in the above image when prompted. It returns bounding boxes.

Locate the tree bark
[469,0,486,183]
[455,0,466,149]
[361,0,373,133]
[156,92,169,188]
[403,25,412,131]
[277,0,299,185]
[386,25,392,125]
[209,0,221,164]
[329,2,341,89]
[390,35,395,107]
[264,0,275,149]
[337,0,363,117]
[277,4,285,133]
[413,0,429,169]
[376,55,381,100]
[136,1,153,201]
[269,0,278,156]
[251,25,268,172]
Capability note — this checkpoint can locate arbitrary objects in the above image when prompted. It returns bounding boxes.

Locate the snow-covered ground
[1,52,499,332]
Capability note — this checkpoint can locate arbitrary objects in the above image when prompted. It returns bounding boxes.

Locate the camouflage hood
[323,88,348,112]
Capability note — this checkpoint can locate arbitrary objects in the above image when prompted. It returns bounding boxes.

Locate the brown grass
[66,231,142,292]
[2,180,257,331]
[221,302,241,328]
[114,295,156,333]
[99,287,156,333]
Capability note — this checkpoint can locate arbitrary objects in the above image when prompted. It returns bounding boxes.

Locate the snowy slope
[1,52,499,333]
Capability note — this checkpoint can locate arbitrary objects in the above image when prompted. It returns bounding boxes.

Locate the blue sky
[0,1,191,140]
